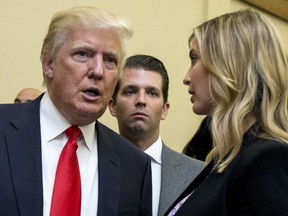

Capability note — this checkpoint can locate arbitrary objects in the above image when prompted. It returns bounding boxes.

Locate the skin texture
[14,88,42,103]
[183,38,214,116]
[109,68,169,150]
[42,27,121,126]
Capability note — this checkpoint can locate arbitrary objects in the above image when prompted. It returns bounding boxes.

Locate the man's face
[43,28,121,125]
[109,68,169,138]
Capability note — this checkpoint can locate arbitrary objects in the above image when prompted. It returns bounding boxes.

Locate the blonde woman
[166,9,288,215]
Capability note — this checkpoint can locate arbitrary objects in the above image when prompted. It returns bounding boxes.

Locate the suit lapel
[159,145,187,215]
[164,161,213,215]
[5,99,43,216]
[96,122,121,216]
[161,144,187,187]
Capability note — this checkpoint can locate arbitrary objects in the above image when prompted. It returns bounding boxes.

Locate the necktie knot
[65,125,82,141]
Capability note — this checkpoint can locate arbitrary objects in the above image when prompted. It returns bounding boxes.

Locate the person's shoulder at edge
[96,121,149,158]
[0,102,32,125]
[163,143,205,168]
[238,138,288,167]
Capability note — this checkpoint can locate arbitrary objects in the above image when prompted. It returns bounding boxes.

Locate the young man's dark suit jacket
[0,95,152,216]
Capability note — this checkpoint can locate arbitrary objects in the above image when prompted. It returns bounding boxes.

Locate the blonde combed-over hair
[40,6,133,86]
[191,9,288,172]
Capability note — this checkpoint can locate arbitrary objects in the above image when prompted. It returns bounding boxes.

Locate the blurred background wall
[0,0,287,152]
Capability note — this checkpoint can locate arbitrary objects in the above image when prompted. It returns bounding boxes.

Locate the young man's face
[109,68,169,139]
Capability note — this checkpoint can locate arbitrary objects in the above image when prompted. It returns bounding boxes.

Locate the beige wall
[1,0,287,152]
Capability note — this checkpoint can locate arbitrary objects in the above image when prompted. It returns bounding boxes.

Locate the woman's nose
[183,72,191,86]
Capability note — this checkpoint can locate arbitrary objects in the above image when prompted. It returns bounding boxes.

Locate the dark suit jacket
[165,126,288,216]
[0,97,152,216]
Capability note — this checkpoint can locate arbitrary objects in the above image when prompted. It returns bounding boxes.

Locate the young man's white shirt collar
[144,136,162,216]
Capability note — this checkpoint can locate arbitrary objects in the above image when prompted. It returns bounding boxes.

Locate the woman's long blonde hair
[191,9,288,172]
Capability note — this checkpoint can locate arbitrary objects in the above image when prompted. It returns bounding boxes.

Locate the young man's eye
[149,91,158,96]
[147,88,160,97]
[121,86,137,96]
[123,89,134,95]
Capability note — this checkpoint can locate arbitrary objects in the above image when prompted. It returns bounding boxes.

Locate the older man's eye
[76,51,89,57]
[104,55,118,70]
[72,50,91,62]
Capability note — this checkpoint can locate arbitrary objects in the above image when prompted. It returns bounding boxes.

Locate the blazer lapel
[161,144,188,188]
[164,161,213,216]
[159,145,188,215]
[5,99,43,216]
[96,122,121,216]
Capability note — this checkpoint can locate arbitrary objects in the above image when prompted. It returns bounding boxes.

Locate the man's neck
[120,132,159,151]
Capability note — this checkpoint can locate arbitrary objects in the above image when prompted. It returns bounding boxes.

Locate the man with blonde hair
[0,7,152,216]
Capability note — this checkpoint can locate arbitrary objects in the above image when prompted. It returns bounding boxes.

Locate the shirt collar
[40,92,95,151]
[144,136,162,165]
[79,123,96,151]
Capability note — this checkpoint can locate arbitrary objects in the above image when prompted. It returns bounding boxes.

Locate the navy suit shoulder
[97,121,149,158]
[0,97,41,130]
[0,103,25,125]
[96,121,152,173]
[0,100,43,216]
[96,121,153,216]
[0,103,24,216]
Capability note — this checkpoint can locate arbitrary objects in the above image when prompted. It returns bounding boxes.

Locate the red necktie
[50,126,82,216]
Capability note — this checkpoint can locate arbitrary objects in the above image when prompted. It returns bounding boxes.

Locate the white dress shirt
[40,93,99,216]
[144,136,162,216]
